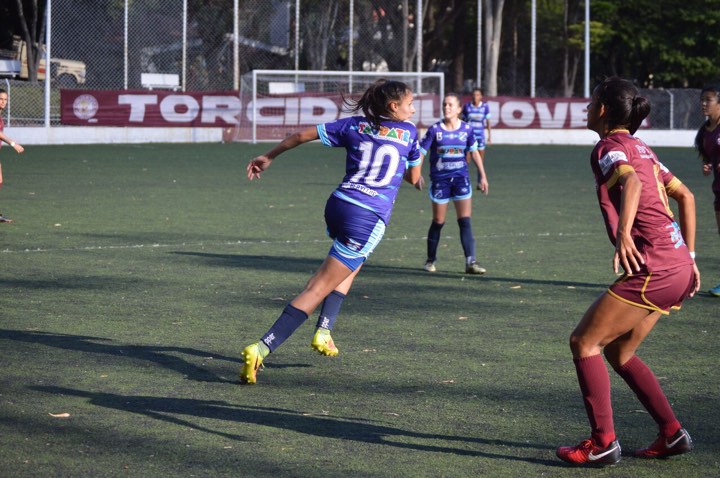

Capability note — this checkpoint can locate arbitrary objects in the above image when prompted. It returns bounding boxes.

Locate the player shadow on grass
[0,329,241,384]
[171,251,606,289]
[32,385,564,467]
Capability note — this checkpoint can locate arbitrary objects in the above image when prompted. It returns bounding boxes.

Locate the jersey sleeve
[317,117,352,148]
[461,104,470,122]
[418,124,435,156]
[657,160,683,195]
[593,144,635,189]
[466,126,479,152]
[407,138,422,167]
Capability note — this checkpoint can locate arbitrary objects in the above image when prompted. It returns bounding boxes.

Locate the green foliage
[589,0,720,87]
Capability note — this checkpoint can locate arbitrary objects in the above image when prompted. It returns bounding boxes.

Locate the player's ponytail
[628,96,650,135]
[595,77,650,135]
[342,79,411,129]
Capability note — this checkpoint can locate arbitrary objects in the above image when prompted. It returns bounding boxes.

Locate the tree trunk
[483,0,505,96]
[304,2,339,70]
[451,0,465,91]
[14,0,40,83]
[562,0,571,96]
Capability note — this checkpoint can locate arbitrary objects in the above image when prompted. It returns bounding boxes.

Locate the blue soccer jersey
[462,102,491,143]
[317,116,421,224]
[419,121,478,181]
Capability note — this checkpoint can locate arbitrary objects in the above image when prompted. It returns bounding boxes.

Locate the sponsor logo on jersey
[634,143,654,159]
[599,150,628,176]
[340,181,379,197]
[437,160,466,170]
[439,147,465,156]
[358,121,412,145]
[667,221,685,249]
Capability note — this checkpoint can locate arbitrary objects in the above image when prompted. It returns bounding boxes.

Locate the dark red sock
[617,355,681,437]
[574,354,616,447]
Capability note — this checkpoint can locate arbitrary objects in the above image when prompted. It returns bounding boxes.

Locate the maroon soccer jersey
[701,123,720,165]
[590,131,694,273]
[700,123,720,206]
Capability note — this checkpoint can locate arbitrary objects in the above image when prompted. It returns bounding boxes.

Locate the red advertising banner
[61,89,592,129]
[61,90,243,127]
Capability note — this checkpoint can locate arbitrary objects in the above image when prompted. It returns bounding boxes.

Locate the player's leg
[240,197,386,383]
[450,177,484,274]
[604,266,695,458]
[603,315,693,458]
[240,256,356,383]
[309,197,386,356]
[453,195,485,274]
[311,265,362,357]
[711,196,720,295]
[0,162,10,223]
[425,181,449,271]
[557,293,652,465]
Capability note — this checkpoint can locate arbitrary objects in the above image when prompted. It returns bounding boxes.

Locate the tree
[11,0,46,83]
[483,0,506,96]
[589,0,720,88]
[302,1,341,70]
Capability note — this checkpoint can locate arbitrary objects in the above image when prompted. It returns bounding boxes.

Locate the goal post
[224,70,444,143]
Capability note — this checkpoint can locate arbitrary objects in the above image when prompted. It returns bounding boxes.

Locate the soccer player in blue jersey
[239,80,422,384]
[462,88,491,190]
[418,92,488,274]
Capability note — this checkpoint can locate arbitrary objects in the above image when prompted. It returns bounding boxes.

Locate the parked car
[0,36,86,85]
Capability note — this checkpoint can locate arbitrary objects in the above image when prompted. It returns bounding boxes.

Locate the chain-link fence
[0,1,709,131]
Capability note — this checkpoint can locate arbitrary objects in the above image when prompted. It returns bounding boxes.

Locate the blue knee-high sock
[316,290,346,330]
[427,221,444,262]
[260,304,308,352]
[458,216,476,263]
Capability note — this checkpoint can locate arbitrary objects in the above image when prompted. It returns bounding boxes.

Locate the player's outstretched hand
[247,155,272,180]
[12,143,24,154]
[414,176,425,191]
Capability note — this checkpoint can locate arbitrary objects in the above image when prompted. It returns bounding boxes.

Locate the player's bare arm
[613,171,644,274]
[247,126,319,180]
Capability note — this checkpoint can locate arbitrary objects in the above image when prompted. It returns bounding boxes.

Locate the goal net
[224,70,444,143]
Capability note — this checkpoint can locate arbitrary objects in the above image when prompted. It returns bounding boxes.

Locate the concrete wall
[5,126,697,148]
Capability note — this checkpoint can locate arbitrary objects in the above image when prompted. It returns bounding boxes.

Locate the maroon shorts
[608,264,695,314]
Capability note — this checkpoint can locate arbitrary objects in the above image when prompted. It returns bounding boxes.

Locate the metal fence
[0,1,708,131]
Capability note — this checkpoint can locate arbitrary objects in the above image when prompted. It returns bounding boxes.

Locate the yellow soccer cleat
[239,342,264,384]
[465,261,486,275]
[311,329,339,357]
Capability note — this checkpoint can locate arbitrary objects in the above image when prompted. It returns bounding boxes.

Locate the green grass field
[1,142,718,477]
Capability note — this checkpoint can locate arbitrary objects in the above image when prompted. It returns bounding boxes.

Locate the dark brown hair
[593,77,650,135]
[694,84,720,159]
[343,79,411,129]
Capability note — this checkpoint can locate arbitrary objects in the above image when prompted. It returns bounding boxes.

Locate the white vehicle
[0,36,86,85]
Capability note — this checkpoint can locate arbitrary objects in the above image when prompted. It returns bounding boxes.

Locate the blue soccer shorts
[428,175,473,204]
[324,195,386,271]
